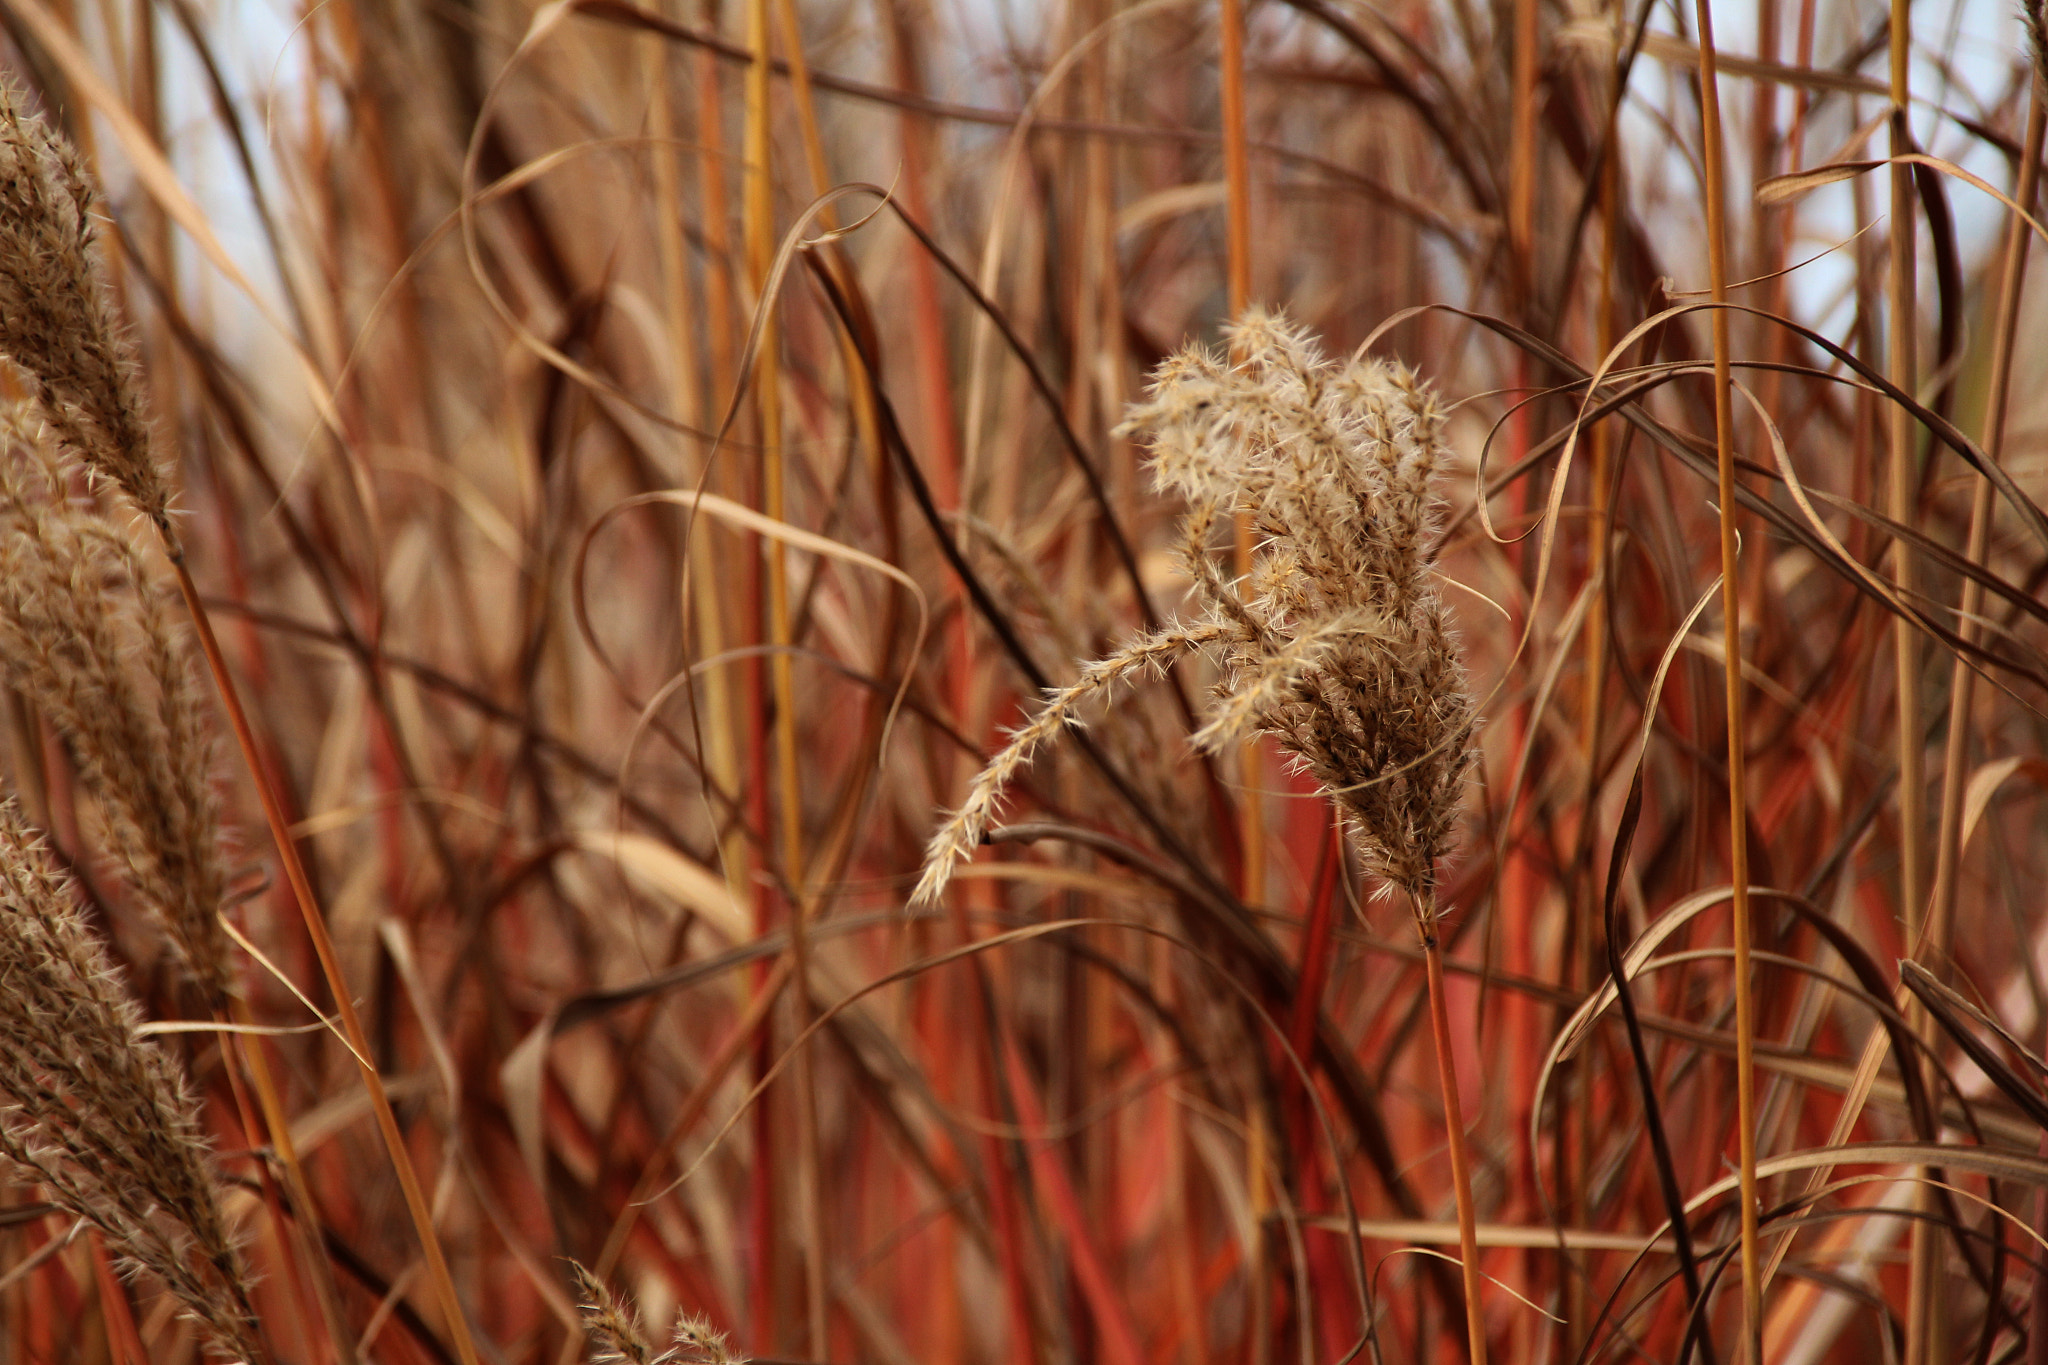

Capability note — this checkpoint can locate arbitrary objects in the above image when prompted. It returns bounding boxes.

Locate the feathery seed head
[0,404,232,999]
[661,1312,744,1365]
[569,1263,746,1365]
[1121,309,1477,902]
[0,83,173,532]
[915,311,1476,910]
[0,800,258,1361]
[570,1262,655,1365]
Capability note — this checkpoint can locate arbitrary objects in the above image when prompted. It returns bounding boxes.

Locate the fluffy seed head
[0,800,258,1361]
[0,404,231,999]
[569,1262,746,1365]
[1121,309,1478,901]
[571,1262,654,1365]
[916,310,1477,909]
[0,83,172,531]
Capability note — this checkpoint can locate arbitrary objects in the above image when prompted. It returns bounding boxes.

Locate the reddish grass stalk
[166,557,482,1365]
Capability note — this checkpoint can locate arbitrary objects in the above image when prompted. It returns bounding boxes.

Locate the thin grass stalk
[1221,0,1251,315]
[1420,890,1488,1365]
[1218,17,1274,1352]
[1686,5,1761,1355]
[1508,0,1537,306]
[225,1008,357,1365]
[1566,60,1623,1348]
[1927,51,2042,1032]
[682,8,753,1129]
[1884,0,1941,1356]
[166,557,482,1365]
[1221,0,1264,904]
[738,0,805,1341]
[212,1012,329,1365]
[1498,7,1545,1291]
[766,5,844,1352]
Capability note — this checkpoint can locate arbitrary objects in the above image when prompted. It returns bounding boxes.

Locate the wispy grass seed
[0,405,231,1001]
[917,309,1477,912]
[570,1262,747,1365]
[0,799,257,1361]
[0,85,172,533]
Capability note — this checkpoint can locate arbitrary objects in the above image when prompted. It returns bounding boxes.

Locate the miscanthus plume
[916,309,1477,915]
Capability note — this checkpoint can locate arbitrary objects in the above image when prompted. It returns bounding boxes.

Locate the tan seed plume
[0,799,258,1362]
[0,405,231,1000]
[0,84,173,534]
[916,309,1476,911]
[569,1262,747,1365]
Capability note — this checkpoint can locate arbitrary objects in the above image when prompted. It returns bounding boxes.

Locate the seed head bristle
[661,1311,745,1365]
[911,620,1223,906]
[2027,0,2048,93]
[570,1261,655,1365]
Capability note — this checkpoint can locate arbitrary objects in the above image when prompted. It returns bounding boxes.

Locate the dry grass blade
[1686,4,1761,1353]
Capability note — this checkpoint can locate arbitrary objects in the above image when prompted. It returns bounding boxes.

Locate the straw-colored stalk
[1883,0,1938,1353]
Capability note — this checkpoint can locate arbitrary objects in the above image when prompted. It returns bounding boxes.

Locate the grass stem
[1422,899,1487,1365]
[1686,4,1762,1355]
[167,556,482,1365]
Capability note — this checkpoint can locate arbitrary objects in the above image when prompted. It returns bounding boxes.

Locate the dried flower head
[0,83,172,533]
[0,404,230,999]
[916,310,1476,911]
[0,800,257,1362]
[570,1262,653,1365]
[569,1262,746,1365]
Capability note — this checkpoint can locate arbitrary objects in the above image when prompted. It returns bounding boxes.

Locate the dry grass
[0,0,2044,1363]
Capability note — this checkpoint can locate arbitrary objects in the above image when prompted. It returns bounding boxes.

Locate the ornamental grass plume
[570,1262,746,1365]
[0,799,259,1362]
[0,404,232,1002]
[0,83,232,1004]
[915,308,1478,914]
[0,84,174,534]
